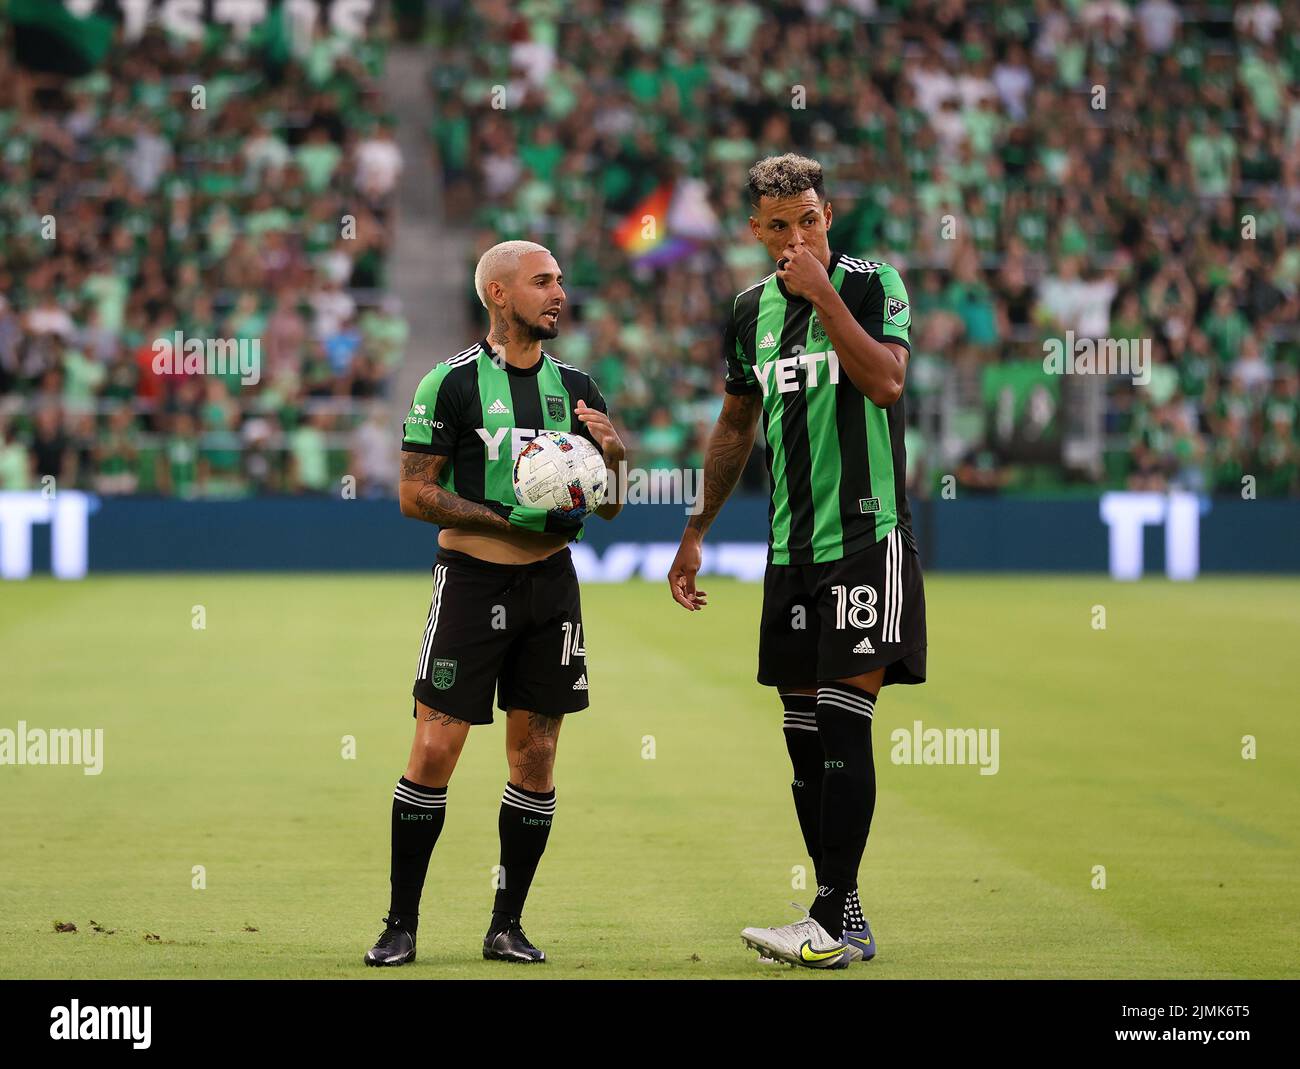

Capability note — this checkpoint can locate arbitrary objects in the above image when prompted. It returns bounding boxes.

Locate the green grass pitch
[2,573,1297,979]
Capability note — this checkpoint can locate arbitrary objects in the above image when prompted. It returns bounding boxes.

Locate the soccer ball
[512,431,607,517]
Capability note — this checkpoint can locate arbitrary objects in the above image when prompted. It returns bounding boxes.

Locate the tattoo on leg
[424,710,470,726]
[513,713,561,788]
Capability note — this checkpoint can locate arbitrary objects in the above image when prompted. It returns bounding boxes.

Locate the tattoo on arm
[687,392,761,535]
[400,452,512,531]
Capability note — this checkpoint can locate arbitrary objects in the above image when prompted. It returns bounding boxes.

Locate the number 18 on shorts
[757,528,927,689]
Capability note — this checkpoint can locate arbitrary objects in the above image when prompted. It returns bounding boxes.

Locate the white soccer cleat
[741,913,861,969]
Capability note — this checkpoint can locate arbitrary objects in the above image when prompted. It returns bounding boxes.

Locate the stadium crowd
[0,1,1295,501]
[0,21,405,497]
[431,0,1299,498]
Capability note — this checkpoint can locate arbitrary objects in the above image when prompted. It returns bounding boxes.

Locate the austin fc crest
[432,658,457,690]
[545,394,567,422]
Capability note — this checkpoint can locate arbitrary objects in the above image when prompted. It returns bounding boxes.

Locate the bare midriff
[439,526,570,565]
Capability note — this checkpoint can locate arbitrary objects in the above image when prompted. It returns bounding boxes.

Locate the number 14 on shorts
[560,621,585,665]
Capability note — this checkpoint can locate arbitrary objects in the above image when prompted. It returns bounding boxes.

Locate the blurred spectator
[0,421,31,489]
[351,403,400,498]
[0,27,404,498]
[424,0,1298,498]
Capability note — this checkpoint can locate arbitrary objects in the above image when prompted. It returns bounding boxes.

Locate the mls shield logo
[432,658,457,690]
[545,394,567,422]
[885,297,909,328]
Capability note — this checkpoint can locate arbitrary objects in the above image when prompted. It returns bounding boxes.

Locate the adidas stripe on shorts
[411,547,589,725]
[757,528,927,688]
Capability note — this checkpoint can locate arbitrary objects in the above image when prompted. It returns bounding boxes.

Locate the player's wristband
[488,502,585,536]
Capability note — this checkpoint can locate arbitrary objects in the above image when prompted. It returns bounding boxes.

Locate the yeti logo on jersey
[431,659,457,690]
[545,394,567,422]
[476,427,543,461]
[886,297,909,328]
[755,349,841,397]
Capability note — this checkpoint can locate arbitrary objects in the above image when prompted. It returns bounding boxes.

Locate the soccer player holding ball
[668,155,927,969]
[364,241,623,966]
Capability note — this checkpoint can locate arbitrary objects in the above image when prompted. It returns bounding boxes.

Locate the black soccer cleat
[483,918,546,963]
[364,917,416,967]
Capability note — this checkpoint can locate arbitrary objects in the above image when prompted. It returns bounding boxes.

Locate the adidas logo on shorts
[572,674,588,690]
[852,636,875,654]
[487,399,509,414]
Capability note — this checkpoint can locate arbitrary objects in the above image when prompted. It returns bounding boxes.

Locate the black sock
[493,782,556,922]
[808,682,877,938]
[781,692,824,884]
[387,776,447,933]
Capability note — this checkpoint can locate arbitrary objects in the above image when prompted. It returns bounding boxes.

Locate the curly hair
[747,154,825,207]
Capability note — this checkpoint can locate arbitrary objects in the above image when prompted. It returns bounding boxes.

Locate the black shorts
[758,528,927,688]
[411,547,589,725]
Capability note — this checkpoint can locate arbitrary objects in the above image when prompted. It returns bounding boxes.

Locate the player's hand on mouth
[776,244,831,301]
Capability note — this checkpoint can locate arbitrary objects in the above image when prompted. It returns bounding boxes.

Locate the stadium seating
[0,23,404,497]
[2,3,1296,500]
[428,0,1299,498]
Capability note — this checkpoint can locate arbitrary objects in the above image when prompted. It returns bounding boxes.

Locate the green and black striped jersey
[723,251,914,565]
[401,340,608,524]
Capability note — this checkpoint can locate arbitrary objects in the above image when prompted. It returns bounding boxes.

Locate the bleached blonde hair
[474,240,552,310]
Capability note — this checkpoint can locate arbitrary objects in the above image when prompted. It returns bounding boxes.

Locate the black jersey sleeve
[722,299,760,395]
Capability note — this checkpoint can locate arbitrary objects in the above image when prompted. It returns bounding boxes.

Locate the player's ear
[749,215,761,241]
[823,200,833,230]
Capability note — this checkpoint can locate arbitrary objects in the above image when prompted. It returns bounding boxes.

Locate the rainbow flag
[612,183,698,268]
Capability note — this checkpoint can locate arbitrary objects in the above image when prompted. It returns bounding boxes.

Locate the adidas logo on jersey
[572,674,588,691]
[487,399,510,415]
[852,636,876,654]
[758,330,777,350]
